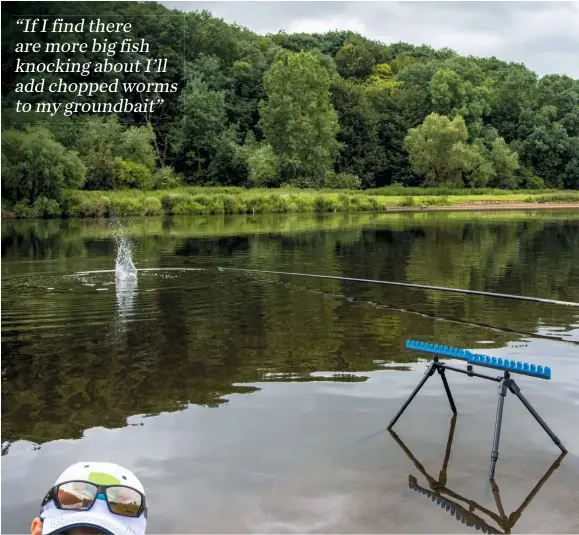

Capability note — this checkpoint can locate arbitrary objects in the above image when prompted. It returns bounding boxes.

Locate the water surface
[2,211,579,533]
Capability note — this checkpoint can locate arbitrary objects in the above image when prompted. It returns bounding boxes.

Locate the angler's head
[31,462,147,535]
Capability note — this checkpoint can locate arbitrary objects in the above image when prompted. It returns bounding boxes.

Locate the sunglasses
[41,481,147,518]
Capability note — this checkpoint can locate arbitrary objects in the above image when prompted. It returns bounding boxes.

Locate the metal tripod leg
[388,363,435,430]
[489,379,509,480]
[508,381,567,454]
[438,367,457,415]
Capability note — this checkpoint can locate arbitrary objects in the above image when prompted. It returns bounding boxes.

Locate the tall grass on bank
[3,187,579,219]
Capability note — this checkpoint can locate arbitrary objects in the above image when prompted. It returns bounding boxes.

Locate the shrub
[112,158,154,190]
[153,167,183,189]
[268,194,291,213]
[172,199,208,215]
[290,194,314,212]
[426,196,450,206]
[519,166,545,190]
[247,144,280,187]
[222,195,247,214]
[245,196,269,214]
[356,196,379,211]
[32,196,62,218]
[107,197,146,217]
[314,195,341,212]
[331,172,361,189]
[399,196,416,207]
[206,197,225,215]
[143,197,163,215]
[535,193,579,203]
[2,128,86,204]
[338,193,351,210]
[525,175,545,190]
[160,193,190,211]
[11,201,35,218]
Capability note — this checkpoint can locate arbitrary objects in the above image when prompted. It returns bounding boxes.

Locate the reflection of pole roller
[388,340,567,480]
[390,415,566,534]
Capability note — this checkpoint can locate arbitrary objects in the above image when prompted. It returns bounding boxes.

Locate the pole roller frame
[390,342,567,480]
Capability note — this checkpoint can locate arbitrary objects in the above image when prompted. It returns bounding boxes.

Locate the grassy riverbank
[3,186,579,219]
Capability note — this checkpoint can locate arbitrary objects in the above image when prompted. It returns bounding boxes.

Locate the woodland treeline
[1,1,578,213]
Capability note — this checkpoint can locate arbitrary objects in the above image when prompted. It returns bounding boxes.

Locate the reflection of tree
[2,213,578,446]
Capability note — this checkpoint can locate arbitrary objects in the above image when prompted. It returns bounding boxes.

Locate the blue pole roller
[405,340,551,380]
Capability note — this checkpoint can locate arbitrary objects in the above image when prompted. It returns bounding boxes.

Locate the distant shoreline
[2,199,578,220]
[388,202,579,213]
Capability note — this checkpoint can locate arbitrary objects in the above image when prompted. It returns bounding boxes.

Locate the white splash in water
[114,232,137,281]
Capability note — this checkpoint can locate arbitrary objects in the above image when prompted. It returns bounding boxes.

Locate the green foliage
[7,186,576,220]
[33,196,62,218]
[1,1,577,216]
[107,197,147,217]
[247,144,280,187]
[70,117,158,190]
[171,74,228,180]
[461,141,495,188]
[111,158,154,190]
[153,167,183,190]
[335,40,375,79]
[11,201,36,219]
[404,113,471,185]
[488,137,520,188]
[563,158,579,189]
[259,51,341,187]
[331,78,388,188]
[326,172,362,189]
[116,125,157,171]
[519,167,546,190]
[404,114,520,189]
[529,192,579,203]
[1,128,86,203]
[72,117,122,190]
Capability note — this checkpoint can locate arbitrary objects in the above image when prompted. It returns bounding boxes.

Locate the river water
[2,211,579,533]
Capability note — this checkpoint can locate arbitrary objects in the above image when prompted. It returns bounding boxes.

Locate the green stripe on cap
[88,472,121,485]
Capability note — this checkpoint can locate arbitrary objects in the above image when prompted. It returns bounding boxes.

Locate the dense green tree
[1,128,86,203]
[405,113,473,186]
[70,117,157,190]
[247,144,280,187]
[461,140,495,188]
[428,67,492,137]
[487,65,538,143]
[393,61,438,128]
[335,40,375,79]
[514,122,571,188]
[259,51,341,187]
[488,137,520,188]
[172,75,228,180]
[116,125,157,171]
[331,78,386,188]
[564,158,579,189]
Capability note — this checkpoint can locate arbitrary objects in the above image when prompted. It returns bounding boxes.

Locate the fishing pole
[218,268,579,308]
[253,269,579,345]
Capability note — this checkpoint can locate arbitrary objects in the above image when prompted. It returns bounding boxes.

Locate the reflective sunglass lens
[57,482,97,510]
[106,487,142,517]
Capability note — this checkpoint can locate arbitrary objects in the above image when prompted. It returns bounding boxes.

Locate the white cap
[40,462,147,535]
